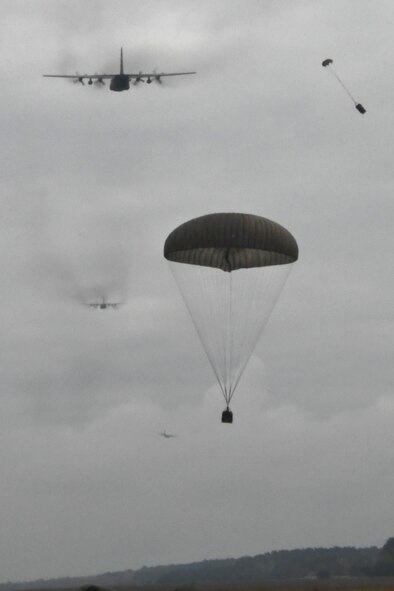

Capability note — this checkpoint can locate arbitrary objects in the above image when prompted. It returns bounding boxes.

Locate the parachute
[164,213,299,423]
[322,58,366,114]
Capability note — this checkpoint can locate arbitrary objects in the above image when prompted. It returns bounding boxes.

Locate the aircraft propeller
[133,71,145,85]
[153,70,163,84]
[93,74,105,87]
[146,70,163,85]
[73,72,85,86]
[72,72,86,85]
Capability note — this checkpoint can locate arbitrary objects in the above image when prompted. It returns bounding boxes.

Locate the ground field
[27,580,394,591]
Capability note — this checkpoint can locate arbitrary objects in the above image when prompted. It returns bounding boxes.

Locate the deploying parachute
[322,58,366,114]
[164,213,298,423]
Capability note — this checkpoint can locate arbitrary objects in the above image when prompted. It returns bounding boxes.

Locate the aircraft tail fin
[120,47,124,74]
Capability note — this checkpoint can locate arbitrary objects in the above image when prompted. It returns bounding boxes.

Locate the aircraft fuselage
[110,74,130,92]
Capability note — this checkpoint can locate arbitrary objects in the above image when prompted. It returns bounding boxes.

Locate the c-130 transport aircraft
[84,297,123,310]
[43,47,196,91]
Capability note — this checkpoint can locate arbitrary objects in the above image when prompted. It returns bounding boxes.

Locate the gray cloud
[0,0,393,583]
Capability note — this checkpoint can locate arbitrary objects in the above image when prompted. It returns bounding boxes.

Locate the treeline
[0,571,135,591]
[3,540,394,590]
[134,546,380,585]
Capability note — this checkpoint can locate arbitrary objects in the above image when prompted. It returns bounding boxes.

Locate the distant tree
[372,537,394,575]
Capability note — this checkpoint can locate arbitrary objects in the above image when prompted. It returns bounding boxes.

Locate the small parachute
[322,58,366,114]
[164,213,298,423]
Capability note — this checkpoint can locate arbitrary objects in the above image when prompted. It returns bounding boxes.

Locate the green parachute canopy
[164,212,298,271]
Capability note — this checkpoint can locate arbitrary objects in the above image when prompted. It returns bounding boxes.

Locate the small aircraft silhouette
[84,297,123,310]
[158,430,176,439]
[43,47,196,92]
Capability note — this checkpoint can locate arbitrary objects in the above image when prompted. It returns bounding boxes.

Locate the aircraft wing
[43,74,115,80]
[128,71,196,79]
[43,72,196,82]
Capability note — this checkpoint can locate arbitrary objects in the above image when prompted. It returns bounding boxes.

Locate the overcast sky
[0,0,393,583]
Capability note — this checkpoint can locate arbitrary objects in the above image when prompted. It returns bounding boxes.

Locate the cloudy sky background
[0,0,393,582]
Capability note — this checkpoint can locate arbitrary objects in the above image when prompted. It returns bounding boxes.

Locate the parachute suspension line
[199,265,228,401]
[217,264,232,406]
[200,264,231,403]
[171,261,293,408]
[230,265,293,398]
[227,265,250,404]
[169,263,227,401]
[213,265,231,404]
[327,65,357,105]
[230,267,264,397]
[226,270,235,405]
[230,268,267,396]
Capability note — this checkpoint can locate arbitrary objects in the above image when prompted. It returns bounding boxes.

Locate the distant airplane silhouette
[84,297,123,310]
[158,430,176,439]
[43,47,196,91]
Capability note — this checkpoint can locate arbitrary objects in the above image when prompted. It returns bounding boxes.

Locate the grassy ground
[109,580,394,591]
[28,580,394,591]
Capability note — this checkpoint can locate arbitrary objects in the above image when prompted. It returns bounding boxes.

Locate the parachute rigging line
[322,58,366,114]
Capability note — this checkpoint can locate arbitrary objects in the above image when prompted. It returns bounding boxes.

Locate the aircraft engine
[133,72,145,85]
